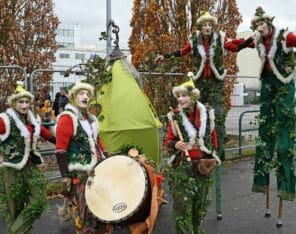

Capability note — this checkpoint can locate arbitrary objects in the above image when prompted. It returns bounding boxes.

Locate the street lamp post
[106,0,112,58]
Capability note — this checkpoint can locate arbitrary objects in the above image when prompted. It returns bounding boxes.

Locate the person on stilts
[247,7,296,226]
[155,11,254,219]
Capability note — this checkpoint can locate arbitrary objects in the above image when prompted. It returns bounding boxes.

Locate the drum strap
[128,160,163,234]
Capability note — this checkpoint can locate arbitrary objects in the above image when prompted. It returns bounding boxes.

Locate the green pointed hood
[98,59,162,164]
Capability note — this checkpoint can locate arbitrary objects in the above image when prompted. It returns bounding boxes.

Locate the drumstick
[170,107,190,157]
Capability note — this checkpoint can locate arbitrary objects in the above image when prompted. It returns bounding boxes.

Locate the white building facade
[52,24,105,96]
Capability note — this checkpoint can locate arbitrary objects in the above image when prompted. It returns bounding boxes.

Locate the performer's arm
[98,137,105,151]
[286,32,296,47]
[224,36,255,52]
[164,122,178,149]
[56,115,73,150]
[40,125,56,144]
[55,114,74,178]
[165,119,188,152]
[155,42,192,62]
[164,42,192,58]
[98,136,108,157]
[50,109,56,121]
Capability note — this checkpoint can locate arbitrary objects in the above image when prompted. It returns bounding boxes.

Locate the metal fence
[0,66,262,161]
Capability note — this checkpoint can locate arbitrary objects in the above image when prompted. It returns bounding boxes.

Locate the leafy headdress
[250,7,275,31]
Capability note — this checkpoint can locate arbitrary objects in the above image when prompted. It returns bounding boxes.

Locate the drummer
[55,81,107,233]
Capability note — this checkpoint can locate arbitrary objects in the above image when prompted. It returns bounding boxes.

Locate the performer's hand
[154,54,165,63]
[62,177,71,183]
[198,138,205,147]
[175,141,187,152]
[87,169,95,177]
[62,177,71,189]
[225,38,233,43]
[198,138,212,154]
[60,177,71,198]
[212,150,221,166]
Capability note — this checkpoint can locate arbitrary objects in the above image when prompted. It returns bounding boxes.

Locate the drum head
[85,155,148,223]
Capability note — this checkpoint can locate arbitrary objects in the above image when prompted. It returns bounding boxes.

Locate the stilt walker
[155,11,254,219]
[247,7,296,226]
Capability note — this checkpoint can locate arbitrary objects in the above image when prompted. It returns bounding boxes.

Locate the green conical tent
[98,59,162,164]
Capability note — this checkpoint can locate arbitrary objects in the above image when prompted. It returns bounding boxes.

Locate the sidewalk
[1,158,295,234]
[204,158,296,234]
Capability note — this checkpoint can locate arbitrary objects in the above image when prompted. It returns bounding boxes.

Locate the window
[63,29,69,36]
[75,53,85,60]
[59,53,70,59]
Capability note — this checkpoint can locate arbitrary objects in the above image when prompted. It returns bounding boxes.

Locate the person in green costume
[165,76,221,234]
[247,7,296,205]
[55,81,107,233]
[155,11,254,219]
[0,81,55,234]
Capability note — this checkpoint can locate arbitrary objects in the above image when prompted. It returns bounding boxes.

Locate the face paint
[255,21,270,37]
[15,97,31,114]
[177,92,193,109]
[74,89,90,111]
[201,21,213,36]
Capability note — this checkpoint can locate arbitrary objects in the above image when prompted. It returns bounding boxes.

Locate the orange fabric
[128,159,164,234]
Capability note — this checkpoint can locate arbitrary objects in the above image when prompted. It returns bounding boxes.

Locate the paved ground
[1,158,295,234]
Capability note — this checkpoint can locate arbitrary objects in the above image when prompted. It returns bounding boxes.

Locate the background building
[231,31,261,106]
[51,23,131,97]
[52,23,104,96]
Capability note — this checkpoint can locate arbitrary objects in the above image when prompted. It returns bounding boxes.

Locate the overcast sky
[53,0,296,50]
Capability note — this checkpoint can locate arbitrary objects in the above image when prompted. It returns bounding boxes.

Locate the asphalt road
[1,158,296,234]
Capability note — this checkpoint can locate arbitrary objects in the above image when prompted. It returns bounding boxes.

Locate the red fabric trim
[0,117,6,134]
[194,107,201,129]
[202,39,212,77]
[211,129,218,149]
[286,32,296,47]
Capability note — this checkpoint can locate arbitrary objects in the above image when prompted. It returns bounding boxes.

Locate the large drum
[85,155,151,224]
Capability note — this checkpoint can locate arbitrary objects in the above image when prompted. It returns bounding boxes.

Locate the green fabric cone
[98,59,162,164]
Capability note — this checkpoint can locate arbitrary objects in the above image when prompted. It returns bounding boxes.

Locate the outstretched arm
[224,36,255,52]
[155,42,192,62]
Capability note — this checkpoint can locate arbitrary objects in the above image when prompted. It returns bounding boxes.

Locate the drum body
[85,155,151,224]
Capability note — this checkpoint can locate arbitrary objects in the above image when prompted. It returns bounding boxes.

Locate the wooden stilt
[264,187,271,217]
[276,198,283,227]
